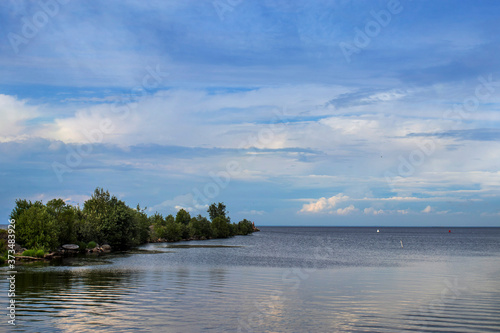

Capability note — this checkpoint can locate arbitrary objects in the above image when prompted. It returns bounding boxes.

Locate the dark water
[1,227,500,332]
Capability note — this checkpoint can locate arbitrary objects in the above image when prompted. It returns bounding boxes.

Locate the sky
[1,0,500,226]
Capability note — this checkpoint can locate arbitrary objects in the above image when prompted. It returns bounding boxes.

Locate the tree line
[8,187,256,253]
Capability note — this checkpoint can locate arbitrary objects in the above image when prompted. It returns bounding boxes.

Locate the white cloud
[422,205,432,213]
[149,193,208,214]
[299,193,349,213]
[335,205,358,215]
[0,94,39,142]
[364,207,384,215]
[63,194,91,206]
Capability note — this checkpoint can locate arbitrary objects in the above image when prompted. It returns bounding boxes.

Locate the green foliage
[10,192,255,253]
[22,249,36,257]
[175,209,191,225]
[150,212,166,240]
[180,223,190,240]
[237,219,254,235]
[10,199,43,222]
[133,206,150,244]
[208,202,229,222]
[0,230,8,264]
[188,215,212,239]
[76,241,87,253]
[211,216,230,238]
[164,220,183,242]
[17,206,59,250]
[46,199,79,245]
[35,249,45,258]
[81,188,149,250]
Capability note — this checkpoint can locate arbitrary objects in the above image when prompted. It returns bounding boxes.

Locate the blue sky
[1,0,500,226]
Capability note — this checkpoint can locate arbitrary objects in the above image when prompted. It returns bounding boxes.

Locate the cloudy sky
[1,0,500,226]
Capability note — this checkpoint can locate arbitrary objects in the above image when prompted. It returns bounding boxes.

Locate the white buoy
[400,240,403,248]
[377,229,379,233]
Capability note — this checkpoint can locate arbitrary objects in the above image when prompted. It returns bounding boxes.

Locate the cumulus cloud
[335,205,358,215]
[299,193,349,213]
[0,94,39,142]
[39,86,341,149]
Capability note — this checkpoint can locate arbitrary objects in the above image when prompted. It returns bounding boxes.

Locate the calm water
[1,227,500,332]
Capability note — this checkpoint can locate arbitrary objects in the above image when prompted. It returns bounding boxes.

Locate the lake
[2,227,500,332]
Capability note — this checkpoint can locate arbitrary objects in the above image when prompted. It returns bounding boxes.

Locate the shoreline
[5,227,260,265]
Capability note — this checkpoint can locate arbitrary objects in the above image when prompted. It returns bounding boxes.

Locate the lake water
[2,227,500,332]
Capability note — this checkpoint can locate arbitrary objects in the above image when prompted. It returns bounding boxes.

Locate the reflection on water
[1,227,500,332]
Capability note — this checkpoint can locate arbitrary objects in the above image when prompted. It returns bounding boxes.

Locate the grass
[22,249,46,258]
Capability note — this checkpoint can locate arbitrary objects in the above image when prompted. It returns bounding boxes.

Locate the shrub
[237,219,254,235]
[87,241,97,249]
[76,241,87,253]
[35,249,45,258]
[22,249,36,257]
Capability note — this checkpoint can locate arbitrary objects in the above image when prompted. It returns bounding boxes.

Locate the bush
[35,249,45,258]
[22,249,36,257]
[237,219,254,235]
[76,241,87,253]
[87,241,97,249]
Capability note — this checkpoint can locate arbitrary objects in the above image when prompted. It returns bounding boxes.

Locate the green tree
[164,219,182,242]
[150,212,166,240]
[208,202,229,222]
[10,199,43,222]
[188,217,201,239]
[237,219,254,235]
[211,216,230,238]
[82,188,143,249]
[17,205,59,250]
[188,215,212,239]
[132,205,150,244]
[81,188,112,242]
[176,209,191,225]
[46,198,78,244]
[165,214,175,224]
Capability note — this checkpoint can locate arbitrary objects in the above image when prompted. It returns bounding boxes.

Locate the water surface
[2,227,500,332]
